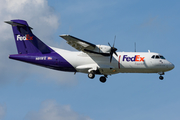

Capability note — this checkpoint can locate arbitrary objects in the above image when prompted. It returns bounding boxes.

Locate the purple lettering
[126,57,130,62]
[123,55,144,62]
[123,55,127,61]
[131,55,136,61]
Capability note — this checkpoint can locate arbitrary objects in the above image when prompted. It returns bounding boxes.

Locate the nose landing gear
[159,76,164,80]
[158,72,164,80]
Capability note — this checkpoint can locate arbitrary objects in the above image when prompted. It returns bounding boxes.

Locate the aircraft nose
[168,62,175,70]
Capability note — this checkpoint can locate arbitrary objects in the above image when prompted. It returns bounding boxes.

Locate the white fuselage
[52,47,174,75]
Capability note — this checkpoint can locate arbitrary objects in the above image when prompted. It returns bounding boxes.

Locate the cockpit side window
[160,55,166,59]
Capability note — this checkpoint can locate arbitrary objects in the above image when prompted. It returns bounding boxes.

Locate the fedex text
[123,55,145,62]
[17,34,33,41]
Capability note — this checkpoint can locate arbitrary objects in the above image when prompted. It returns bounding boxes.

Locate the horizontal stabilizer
[5,21,33,29]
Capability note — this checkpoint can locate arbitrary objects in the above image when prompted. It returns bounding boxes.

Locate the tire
[88,73,95,79]
[100,76,106,83]
[159,76,164,80]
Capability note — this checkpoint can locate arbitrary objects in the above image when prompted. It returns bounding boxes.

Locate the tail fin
[5,19,53,54]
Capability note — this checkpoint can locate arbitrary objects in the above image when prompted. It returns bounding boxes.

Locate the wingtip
[59,34,70,37]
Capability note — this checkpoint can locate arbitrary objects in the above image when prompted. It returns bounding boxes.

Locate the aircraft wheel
[88,73,95,79]
[159,76,164,80]
[100,76,106,83]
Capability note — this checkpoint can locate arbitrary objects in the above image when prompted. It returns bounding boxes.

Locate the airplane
[5,19,174,83]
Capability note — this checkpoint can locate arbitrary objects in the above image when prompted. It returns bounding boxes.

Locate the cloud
[25,100,92,120]
[0,0,76,85]
[0,0,58,40]
[0,104,6,119]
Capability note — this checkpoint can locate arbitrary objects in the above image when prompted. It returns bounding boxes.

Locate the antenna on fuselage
[134,42,136,52]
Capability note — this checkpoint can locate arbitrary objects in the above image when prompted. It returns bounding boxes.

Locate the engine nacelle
[93,45,111,53]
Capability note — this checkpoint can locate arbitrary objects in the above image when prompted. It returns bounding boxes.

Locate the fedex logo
[123,55,145,62]
[17,34,33,41]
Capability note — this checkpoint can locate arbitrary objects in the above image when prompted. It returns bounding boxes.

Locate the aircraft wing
[60,35,96,52]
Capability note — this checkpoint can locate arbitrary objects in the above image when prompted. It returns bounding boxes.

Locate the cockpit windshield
[151,55,166,59]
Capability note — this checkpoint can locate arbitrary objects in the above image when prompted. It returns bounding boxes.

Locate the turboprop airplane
[5,19,174,83]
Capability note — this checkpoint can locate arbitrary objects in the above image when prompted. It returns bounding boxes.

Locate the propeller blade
[108,36,118,63]
[110,54,113,63]
[108,42,111,47]
[113,36,116,48]
[114,51,118,56]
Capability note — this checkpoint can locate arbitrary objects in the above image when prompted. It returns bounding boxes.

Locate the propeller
[108,36,118,63]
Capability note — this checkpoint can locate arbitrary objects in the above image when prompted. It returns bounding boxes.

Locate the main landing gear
[88,73,107,83]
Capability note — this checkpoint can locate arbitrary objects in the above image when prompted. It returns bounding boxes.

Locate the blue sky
[0,0,179,120]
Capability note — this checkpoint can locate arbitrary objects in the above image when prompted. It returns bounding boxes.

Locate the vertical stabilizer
[5,19,53,54]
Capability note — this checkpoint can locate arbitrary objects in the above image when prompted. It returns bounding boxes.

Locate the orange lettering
[135,55,140,61]
[140,57,145,61]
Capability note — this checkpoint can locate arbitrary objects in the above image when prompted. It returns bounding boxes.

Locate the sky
[0,0,180,120]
